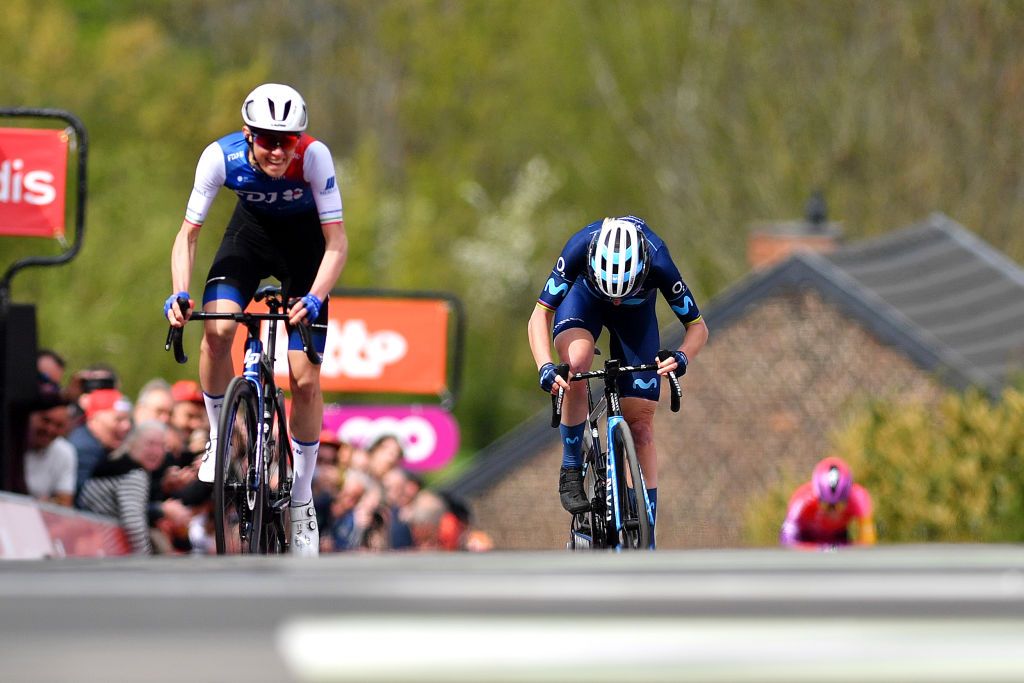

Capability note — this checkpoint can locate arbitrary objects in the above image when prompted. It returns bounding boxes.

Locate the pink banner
[323,404,459,472]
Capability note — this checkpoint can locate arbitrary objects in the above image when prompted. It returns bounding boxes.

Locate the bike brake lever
[550,363,571,428]
[296,322,322,366]
[656,350,682,413]
[164,296,192,364]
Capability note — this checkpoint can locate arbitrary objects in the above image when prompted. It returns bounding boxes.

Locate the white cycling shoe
[290,500,319,557]
[197,440,218,484]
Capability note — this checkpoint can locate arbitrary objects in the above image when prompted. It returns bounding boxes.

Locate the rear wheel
[214,377,264,555]
[612,421,652,550]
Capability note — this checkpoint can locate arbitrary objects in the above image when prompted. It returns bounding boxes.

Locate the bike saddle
[254,284,283,302]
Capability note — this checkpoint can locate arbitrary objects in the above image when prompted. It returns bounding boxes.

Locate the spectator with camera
[69,388,132,506]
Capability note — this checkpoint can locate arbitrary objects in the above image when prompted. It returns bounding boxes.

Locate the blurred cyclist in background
[780,456,877,550]
[528,215,709,543]
[164,83,348,557]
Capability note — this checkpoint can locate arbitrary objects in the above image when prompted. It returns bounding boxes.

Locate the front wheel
[214,377,264,554]
[262,388,293,554]
[612,422,652,550]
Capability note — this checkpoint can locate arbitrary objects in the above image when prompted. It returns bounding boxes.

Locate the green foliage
[7,1,1024,463]
[745,389,1024,545]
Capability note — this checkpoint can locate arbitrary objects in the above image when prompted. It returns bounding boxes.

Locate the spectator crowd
[16,349,492,555]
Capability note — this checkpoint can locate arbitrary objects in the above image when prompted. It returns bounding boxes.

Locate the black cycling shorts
[203,201,329,351]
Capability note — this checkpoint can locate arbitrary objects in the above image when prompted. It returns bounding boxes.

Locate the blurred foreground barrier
[0,491,129,558]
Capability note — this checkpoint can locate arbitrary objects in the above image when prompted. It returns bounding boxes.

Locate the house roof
[444,213,1024,497]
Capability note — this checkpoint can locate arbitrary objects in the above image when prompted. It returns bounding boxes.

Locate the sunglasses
[252,131,301,152]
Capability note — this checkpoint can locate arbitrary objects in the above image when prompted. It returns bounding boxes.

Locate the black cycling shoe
[559,466,591,514]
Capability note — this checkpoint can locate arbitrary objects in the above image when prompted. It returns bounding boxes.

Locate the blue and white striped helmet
[586,216,651,299]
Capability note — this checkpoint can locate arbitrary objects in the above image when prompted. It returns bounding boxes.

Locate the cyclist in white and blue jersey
[528,216,708,534]
[164,83,347,556]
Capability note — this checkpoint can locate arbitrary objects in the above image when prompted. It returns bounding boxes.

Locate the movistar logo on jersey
[545,278,569,296]
[633,378,657,390]
[564,436,580,445]
[671,296,694,316]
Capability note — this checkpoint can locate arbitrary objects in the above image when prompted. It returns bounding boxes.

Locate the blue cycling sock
[647,487,658,524]
[559,422,586,469]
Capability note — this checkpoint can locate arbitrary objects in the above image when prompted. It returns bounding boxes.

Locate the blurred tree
[6,0,1024,463]
[745,388,1024,545]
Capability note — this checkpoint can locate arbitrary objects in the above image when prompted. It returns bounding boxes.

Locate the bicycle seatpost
[550,363,571,428]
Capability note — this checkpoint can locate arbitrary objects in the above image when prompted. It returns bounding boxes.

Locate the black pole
[0,108,89,305]
[0,109,88,492]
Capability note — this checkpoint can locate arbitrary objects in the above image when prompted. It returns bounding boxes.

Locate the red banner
[0,127,69,238]
[231,295,452,396]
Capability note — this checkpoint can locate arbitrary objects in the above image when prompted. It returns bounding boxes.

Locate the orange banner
[231,296,451,396]
[0,128,69,238]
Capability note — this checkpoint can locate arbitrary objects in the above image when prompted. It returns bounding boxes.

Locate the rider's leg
[196,299,242,483]
[554,328,595,453]
[287,349,322,557]
[621,397,658,487]
[553,328,595,513]
[622,397,659,546]
[287,349,323,504]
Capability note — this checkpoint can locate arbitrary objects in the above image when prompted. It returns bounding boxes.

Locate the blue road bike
[552,351,681,551]
[165,285,321,554]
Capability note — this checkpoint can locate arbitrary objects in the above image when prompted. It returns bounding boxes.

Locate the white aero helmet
[241,83,308,132]
[586,216,652,299]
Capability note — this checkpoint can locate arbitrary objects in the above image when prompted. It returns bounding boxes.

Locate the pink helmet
[811,456,852,505]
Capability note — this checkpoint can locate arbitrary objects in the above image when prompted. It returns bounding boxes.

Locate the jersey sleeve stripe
[536,300,557,312]
[683,315,703,327]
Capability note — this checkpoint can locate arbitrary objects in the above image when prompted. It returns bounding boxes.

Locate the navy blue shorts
[203,202,328,353]
[552,283,660,400]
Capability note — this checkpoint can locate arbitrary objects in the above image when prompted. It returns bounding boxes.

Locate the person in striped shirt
[79,420,192,554]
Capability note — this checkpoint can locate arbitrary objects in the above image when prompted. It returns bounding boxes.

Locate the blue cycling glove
[299,293,322,321]
[672,350,688,376]
[539,362,558,393]
[164,291,190,316]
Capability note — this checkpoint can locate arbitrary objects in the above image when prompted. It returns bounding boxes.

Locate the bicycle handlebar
[655,350,683,414]
[549,363,570,428]
[164,296,321,366]
[551,356,683,427]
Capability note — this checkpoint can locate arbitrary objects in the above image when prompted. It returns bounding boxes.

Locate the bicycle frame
[238,317,278,511]
[165,286,320,553]
[554,354,681,551]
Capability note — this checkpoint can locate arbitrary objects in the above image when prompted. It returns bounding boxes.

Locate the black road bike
[552,350,681,551]
[165,285,321,554]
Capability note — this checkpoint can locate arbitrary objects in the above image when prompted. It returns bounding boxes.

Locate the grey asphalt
[1,545,1023,682]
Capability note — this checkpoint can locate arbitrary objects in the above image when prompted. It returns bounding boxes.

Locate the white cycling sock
[290,437,318,504]
[203,392,224,441]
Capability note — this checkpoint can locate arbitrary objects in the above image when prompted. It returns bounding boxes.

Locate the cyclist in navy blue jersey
[164,83,347,556]
[528,216,708,537]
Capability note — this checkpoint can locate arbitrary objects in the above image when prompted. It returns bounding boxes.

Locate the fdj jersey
[184,131,343,225]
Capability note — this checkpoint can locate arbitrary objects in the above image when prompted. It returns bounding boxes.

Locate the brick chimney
[747,192,842,270]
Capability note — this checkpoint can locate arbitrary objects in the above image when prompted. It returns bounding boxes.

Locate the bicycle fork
[242,338,266,510]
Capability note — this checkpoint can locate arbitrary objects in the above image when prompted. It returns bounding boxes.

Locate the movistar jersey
[536,217,703,327]
[184,131,343,226]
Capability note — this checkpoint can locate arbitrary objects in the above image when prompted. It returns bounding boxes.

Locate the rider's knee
[201,329,234,356]
[567,359,592,376]
[627,415,656,448]
[289,373,320,402]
